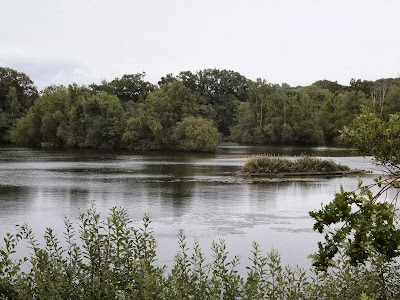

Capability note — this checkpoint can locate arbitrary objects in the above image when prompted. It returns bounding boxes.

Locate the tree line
[1,66,400,151]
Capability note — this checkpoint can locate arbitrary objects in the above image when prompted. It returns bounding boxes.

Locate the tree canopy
[11,86,125,148]
[123,81,220,151]
[0,67,38,142]
[0,67,38,112]
[89,73,155,103]
[159,68,250,136]
[2,66,400,151]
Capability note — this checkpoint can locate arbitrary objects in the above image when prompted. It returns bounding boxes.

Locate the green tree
[350,78,374,95]
[195,68,249,136]
[0,67,38,112]
[312,79,346,95]
[310,108,400,270]
[11,86,124,148]
[11,86,71,147]
[0,67,38,142]
[334,91,368,131]
[230,79,290,144]
[382,86,400,120]
[248,79,276,132]
[159,68,249,136]
[4,87,20,116]
[231,83,329,145]
[123,81,219,152]
[123,108,157,150]
[124,81,198,150]
[10,105,42,147]
[171,117,221,152]
[230,101,260,143]
[62,92,125,148]
[0,87,21,143]
[90,73,155,103]
[341,108,400,170]
[158,73,178,87]
[289,86,327,144]
[0,109,11,143]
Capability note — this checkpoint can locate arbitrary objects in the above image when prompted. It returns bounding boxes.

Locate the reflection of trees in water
[245,180,324,212]
[0,185,31,202]
[220,144,362,158]
[33,187,91,217]
[161,180,195,208]
[146,162,195,211]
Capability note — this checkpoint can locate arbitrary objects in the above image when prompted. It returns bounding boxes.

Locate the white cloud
[1,0,400,89]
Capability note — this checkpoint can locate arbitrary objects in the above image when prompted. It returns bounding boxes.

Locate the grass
[242,155,350,174]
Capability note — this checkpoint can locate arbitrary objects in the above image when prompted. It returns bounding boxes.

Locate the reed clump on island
[242,155,350,174]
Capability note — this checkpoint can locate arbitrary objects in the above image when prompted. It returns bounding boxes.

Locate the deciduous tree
[310,108,400,270]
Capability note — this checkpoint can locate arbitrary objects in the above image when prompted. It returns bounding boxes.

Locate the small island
[240,155,365,177]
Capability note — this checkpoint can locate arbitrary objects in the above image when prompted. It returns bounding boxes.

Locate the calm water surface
[0,144,382,270]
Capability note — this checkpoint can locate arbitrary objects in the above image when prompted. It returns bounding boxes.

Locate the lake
[0,144,381,271]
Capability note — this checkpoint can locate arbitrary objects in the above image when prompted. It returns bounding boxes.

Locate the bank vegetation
[0,205,396,300]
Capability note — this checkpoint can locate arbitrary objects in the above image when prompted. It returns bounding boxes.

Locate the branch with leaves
[310,109,400,271]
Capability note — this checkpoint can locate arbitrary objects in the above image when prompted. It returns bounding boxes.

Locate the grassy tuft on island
[242,155,350,174]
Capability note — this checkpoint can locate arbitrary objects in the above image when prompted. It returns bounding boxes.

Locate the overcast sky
[1,0,399,90]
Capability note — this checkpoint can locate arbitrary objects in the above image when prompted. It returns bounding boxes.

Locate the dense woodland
[1,66,400,152]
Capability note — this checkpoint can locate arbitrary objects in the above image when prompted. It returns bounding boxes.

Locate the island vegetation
[241,155,350,175]
[1,66,400,152]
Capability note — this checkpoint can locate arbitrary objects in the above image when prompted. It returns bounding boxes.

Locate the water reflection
[0,144,381,269]
[218,142,365,157]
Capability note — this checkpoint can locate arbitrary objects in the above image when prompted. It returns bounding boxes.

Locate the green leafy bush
[171,117,221,152]
[1,204,399,299]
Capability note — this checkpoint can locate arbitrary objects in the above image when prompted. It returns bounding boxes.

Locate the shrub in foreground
[0,204,398,299]
[242,155,350,174]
